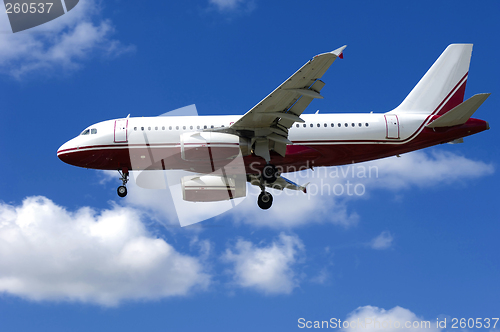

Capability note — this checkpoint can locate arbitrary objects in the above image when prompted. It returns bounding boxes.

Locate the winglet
[332,45,347,59]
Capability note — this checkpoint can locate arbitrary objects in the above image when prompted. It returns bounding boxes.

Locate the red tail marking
[437,78,467,115]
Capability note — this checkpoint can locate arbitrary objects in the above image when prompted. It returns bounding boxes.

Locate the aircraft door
[384,114,400,139]
[114,119,128,143]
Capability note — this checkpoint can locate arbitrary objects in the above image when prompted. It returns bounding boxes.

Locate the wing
[230,45,346,158]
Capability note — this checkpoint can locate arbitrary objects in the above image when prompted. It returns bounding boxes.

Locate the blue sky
[0,0,499,331]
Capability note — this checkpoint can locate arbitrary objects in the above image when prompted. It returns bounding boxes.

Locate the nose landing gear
[117,185,127,197]
[117,169,129,198]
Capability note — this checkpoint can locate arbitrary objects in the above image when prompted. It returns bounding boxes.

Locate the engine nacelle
[181,174,247,202]
[180,132,250,162]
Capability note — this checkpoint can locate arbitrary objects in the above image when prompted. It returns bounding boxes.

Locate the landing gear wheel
[258,191,273,210]
[117,169,129,198]
[117,185,127,197]
[262,164,278,183]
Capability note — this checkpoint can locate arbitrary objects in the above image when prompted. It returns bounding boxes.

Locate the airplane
[57,44,490,210]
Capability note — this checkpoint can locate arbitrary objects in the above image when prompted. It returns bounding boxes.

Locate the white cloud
[209,0,244,10]
[310,268,329,284]
[0,196,210,306]
[370,231,393,250]
[342,305,442,331]
[208,0,255,13]
[0,0,134,79]
[190,235,212,261]
[366,150,494,190]
[122,181,180,228]
[223,233,304,294]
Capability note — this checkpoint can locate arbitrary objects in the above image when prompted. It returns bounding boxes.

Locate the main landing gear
[258,191,273,210]
[257,163,278,210]
[117,169,129,198]
[261,164,278,183]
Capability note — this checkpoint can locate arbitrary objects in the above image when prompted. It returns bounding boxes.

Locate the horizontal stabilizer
[426,93,490,128]
[448,138,464,144]
[247,174,308,193]
[276,176,308,193]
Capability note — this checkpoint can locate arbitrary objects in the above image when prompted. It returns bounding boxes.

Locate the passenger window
[190,126,193,129]
[197,125,200,129]
[204,125,207,129]
[141,127,144,131]
[303,124,306,128]
[331,123,334,127]
[296,124,299,128]
[358,123,362,127]
[211,125,214,128]
[91,128,97,134]
[338,123,341,127]
[134,127,137,131]
[317,123,320,127]
[155,127,158,130]
[365,123,369,127]
[351,123,355,127]
[221,125,225,128]
[344,123,348,127]
[176,126,179,130]
[162,126,165,130]
[169,126,172,130]
[324,123,327,127]
[183,126,186,130]
[148,127,151,131]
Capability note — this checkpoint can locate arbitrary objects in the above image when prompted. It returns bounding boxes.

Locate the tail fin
[391,44,472,116]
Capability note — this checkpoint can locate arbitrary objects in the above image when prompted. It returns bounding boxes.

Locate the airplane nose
[57,142,68,157]
[57,143,68,163]
[57,139,78,164]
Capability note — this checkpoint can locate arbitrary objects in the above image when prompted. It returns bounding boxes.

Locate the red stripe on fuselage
[57,142,240,156]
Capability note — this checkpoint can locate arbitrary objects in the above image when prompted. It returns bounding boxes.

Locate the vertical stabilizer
[391,44,472,116]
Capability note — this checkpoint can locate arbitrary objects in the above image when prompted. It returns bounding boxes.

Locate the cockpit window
[80,129,90,136]
[91,128,97,134]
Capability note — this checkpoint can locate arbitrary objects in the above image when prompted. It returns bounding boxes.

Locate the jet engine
[181,174,247,202]
[180,132,250,162]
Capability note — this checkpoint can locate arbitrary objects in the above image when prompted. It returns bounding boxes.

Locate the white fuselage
[58,112,428,152]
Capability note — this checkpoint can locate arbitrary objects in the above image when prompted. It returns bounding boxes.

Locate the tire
[258,192,273,210]
[262,164,278,183]
[117,186,127,198]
